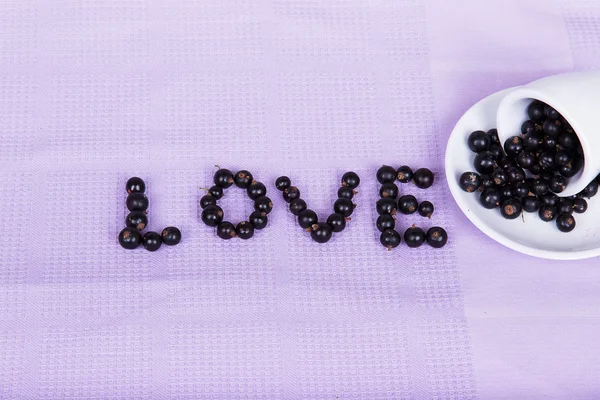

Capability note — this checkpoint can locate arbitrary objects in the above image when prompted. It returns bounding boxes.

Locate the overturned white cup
[497,70,600,197]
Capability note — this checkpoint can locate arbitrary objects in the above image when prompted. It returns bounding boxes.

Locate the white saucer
[445,88,600,260]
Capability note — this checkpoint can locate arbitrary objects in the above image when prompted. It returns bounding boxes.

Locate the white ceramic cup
[496,70,600,197]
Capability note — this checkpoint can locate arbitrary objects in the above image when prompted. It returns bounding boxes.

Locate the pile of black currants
[459,100,599,233]
[118,177,182,251]
[276,172,359,244]
[376,165,448,250]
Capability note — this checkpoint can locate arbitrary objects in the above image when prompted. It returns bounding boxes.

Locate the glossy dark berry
[540,192,560,207]
[254,196,273,214]
[459,172,481,192]
[488,129,500,144]
[549,175,567,193]
[413,168,434,189]
[418,201,434,218]
[504,136,524,158]
[500,198,522,220]
[376,166,396,184]
[488,144,504,159]
[580,181,599,198]
[311,222,333,243]
[480,174,494,189]
[376,214,395,232]
[506,167,525,184]
[544,104,560,119]
[289,198,307,215]
[216,221,236,240]
[541,135,557,152]
[249,211,268,229]
[473,151,497,174]
[498,156,517,170]
[297,209,318,230]
[236,221,254,240]
[512,181,530,199]
[201,205,224,227]
[556,213,576,233]
[517,151,536,169]
[126,193,149,212]
[247,181,267,200]
[376,198,397,215]
[161,226,181,246]
[558,132,578,150]
[282,186,300,203]
[125,211,148,231]
[521,120,537,135]
[334,198,355,218]
[234,170,253,189]
[341,171,360,189]
[499,185,514,201]
[480,188,502,209]
[275,176,291,191]
[530,179,549,196]
[522,195,541,213]
[380,229,401,251]
[126,177,146,194]
[396,166,413,183]
[426,227,448,249]
[537,152,555,170]
[467,130,490,152]
[573,197,588,214]
[557,198,574,215]
[527,100,546,122]
[213,168,234,188]
[379,183,399,199]
[142,231,162,252]
[208,185,224,200]
[555,150,573,167]
[200,194,217,209]
[118,227,142,250]
[538,205,556,222]
[397,195,418,215]
[492,169,508,186]
[523,132,543,152]
[543,119,561,137]
[326,213,346,233]
[559,160,582,178]
[338,187,356,200]
[529,164,542,175]
[404,225,426,248]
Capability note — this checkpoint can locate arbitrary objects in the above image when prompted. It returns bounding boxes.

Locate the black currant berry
[376,166,396,184]
[380,229,401,251]
[404,225,426,248]
[254,196,273,214]
[504,136,524,158]
[538,152,555,170]
[118,227,142,250]
[506,166,525,184]
[541,135,557,152]
[379,183,399,199]
[499,185,514,201]
[488,144,504,159]
[540,192,559,207]
[580,181,599,198]
[426,227,448,249]
[208,185,224,200]
[558,132,577,150]
[543,119,561,137]
[236,221,254,240]
[523,132,543,152]
[338,187,356,200]
[521,120,537,135]
[573,197,588,214]
[480,188,501,209]
[418,201,434,218]
[545,105,560,119]
[557,198,574,215]
[492,169,508,186]
[142,231,162,252]
[283,186,300,203]
[126,177,146,194]
[341,171,360,189]
[334,198,355,218]
[538,205,556,222]
[527,100,546,122]
[216,221,237,240]
[311,222,333,243]
[234,170,254,189]
[247,181,267,200]
[213,168,234,188]
[531,179,549,196]
[517,151,536,169]
[396,166,413,183]
[488,129,500,145]
[559,160,582,178]
[376,198,398,215]
[473,151,497,174]
[126,193,149,212]
[549,175,567,193]
[522,195,541,213]
[125,211,148,231]
[512,181,530,199]
[480,174,494,189]
[529,164,542,175]
[201,205,224,227]
[275,176,291,191]
[297,209,318,230]
[326,213,346,233]
[459,172,481,193]
[555,150,573,167]
[498,156,517,170]
[161,226,181,246]
[413,168,434,189]
[556,213,576,233]
[200,194,217,209]
[249,211,268,229]
[289,198,307,216]
[500,198,522,219]
[467,130,490,152]
[376,214,395,232]
[398,195,418,215]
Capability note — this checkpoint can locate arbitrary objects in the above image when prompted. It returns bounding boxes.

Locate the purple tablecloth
[1,0,599,398]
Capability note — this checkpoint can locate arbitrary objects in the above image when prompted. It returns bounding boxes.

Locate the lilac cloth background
[0,0,599,398]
